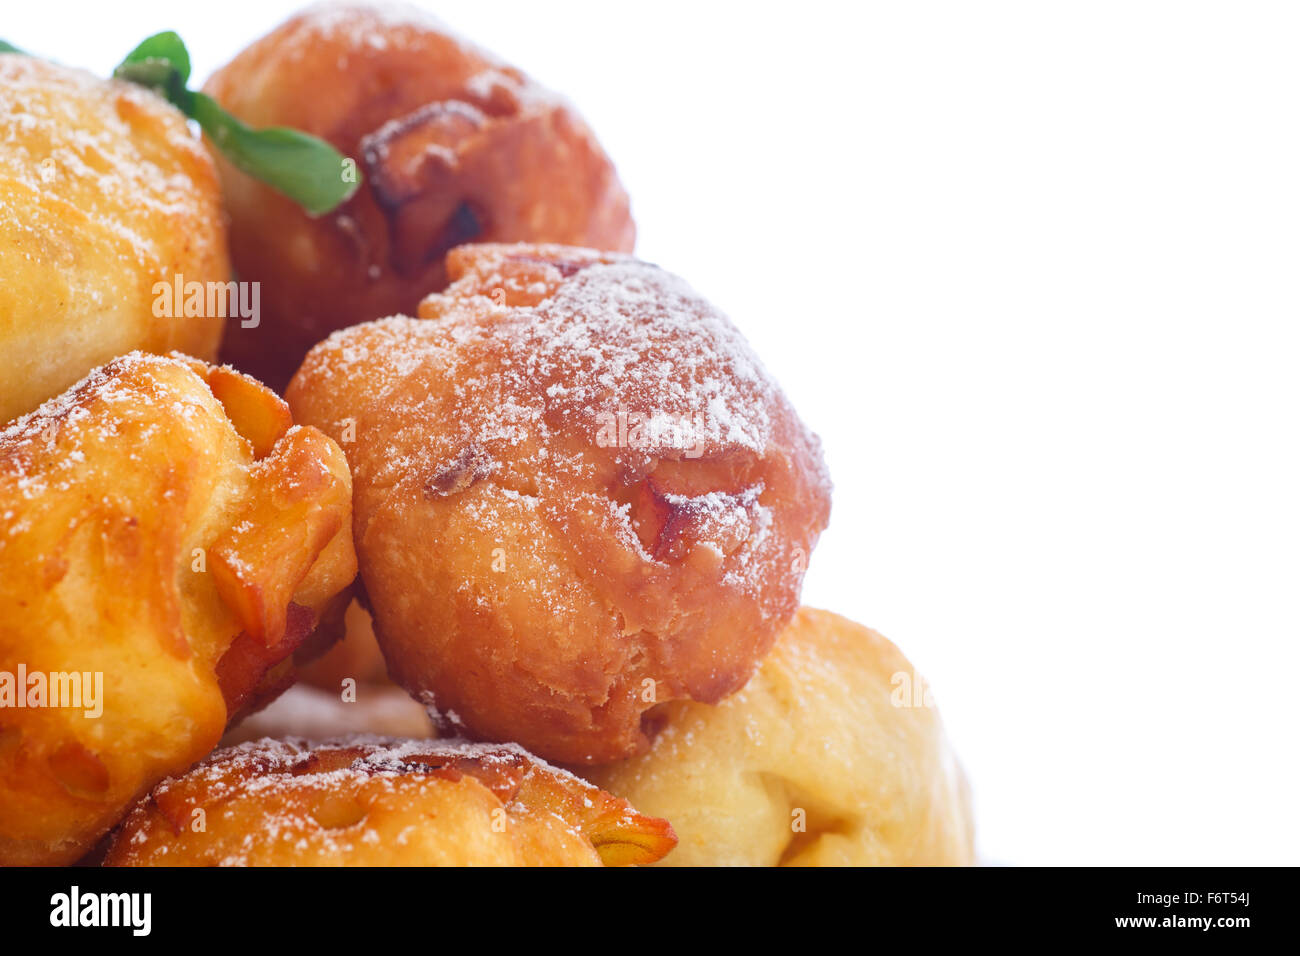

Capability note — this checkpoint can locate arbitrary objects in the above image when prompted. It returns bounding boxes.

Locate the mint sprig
[113,31,193,108]
[114,32,359,216]
[0,31,360,217]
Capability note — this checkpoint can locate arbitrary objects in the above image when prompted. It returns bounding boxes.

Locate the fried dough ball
[104,737,676,866]
[287,243,831,765]
[204,2,635,391]
[0,353,356,866]
[0,55,228,424]
[588,607,976,866]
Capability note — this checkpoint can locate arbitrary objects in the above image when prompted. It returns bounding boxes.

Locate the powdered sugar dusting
[116,735,648,866]
[294,248,829,629]
[0,56,216,273]
[0,352,217,539]
[526,260,774,453]
[294,0,451,46]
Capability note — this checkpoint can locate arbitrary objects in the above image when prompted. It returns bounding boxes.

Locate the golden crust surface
[0,353,356,865]
[204,2,635,391]
[103,736,676,867]
[588,607,976,866]
[287,243,831,765]
[0,55,229,424]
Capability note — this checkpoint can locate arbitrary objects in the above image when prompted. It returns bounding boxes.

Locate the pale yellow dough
[0,55,228,424]
[588,607,976,866]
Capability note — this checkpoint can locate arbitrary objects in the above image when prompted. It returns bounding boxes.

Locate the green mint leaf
[191,93,360,217]
[10,30,359,217]
[112,32,192,109]
[116,31,190,84]
[112,60,193,110]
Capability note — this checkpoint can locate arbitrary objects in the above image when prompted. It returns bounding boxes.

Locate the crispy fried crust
[0,353,356,865]
[103,737,676,866]
[203,2,635,391]
[0,55,229,424]
[588,607,976,866]
[287,243,831,765]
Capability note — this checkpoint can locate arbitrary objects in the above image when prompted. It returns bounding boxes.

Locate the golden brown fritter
[0,55,229,424]
[286,243,831,765]
[103,737,676,866]
[203,2,635,391]
[0,353,356,865]
[588,607,976,866]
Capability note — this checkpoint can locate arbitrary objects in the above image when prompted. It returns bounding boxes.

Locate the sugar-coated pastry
[0,55,228,424]
[0,353,356,865]
[104,737,677,866]
[204,1,635,391]
[287,243,831,765]
[588,607,976,866]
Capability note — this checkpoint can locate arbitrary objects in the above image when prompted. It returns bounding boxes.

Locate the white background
[10,1,1298,865]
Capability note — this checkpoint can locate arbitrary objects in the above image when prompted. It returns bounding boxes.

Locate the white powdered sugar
[298,248,828,618]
